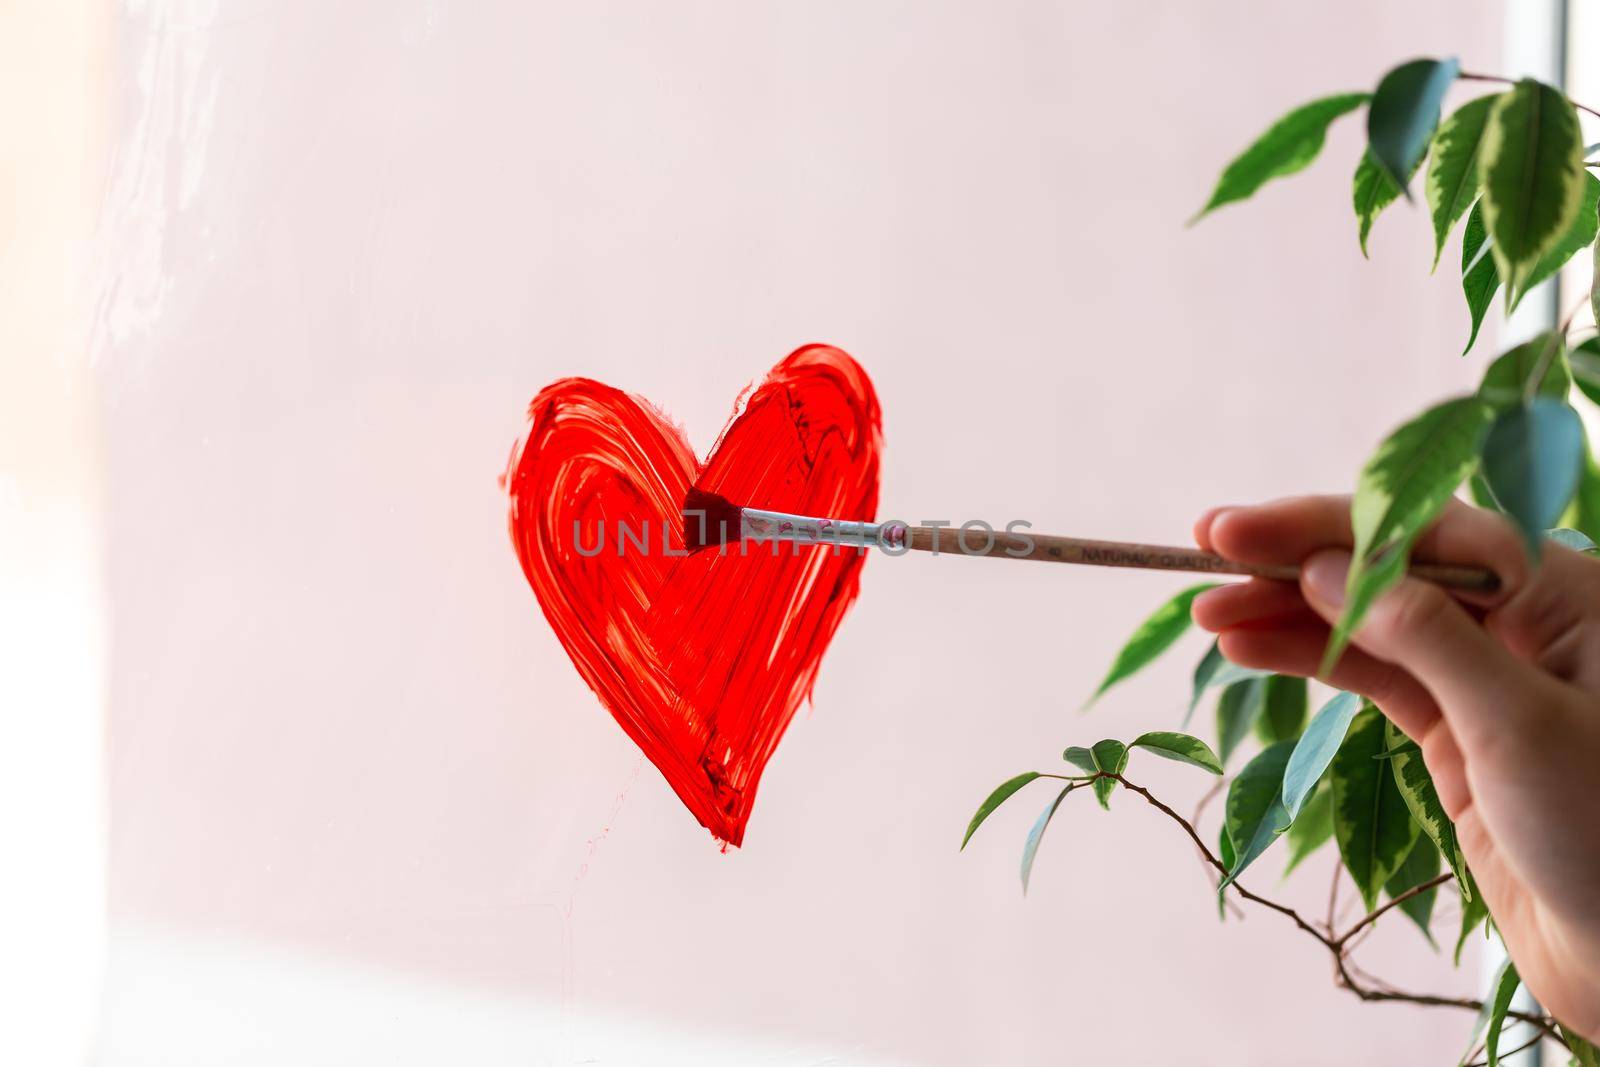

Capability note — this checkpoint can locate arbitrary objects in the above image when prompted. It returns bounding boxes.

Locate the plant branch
[1111,774,1333,945]
[1464,1031,1545,1067]
[1459,70,1600,122]
[1325,863,1341,936]
[1334,872,1453,945]
[1192,776,1226,829]
[1106,773,1564,1044]
[1191,777,1244,919]
[1523,296,1591,404]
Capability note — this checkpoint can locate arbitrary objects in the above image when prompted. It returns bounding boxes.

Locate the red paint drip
[504,345,882,846]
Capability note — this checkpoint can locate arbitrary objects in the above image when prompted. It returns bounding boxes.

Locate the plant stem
[1105,772,1566,1045]
[1522,295,1592,404]
[1459,70,1600,122]
[1464,1031,1546,1067]
[1191,777,1244,919]
[1325,863,1341,936]
[1334,872,1453,945]
[1112,774,1332,944]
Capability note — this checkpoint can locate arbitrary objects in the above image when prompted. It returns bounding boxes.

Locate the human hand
[1191,496,1600,1041]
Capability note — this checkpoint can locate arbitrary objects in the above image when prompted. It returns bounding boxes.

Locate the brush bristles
[682,488,744,551]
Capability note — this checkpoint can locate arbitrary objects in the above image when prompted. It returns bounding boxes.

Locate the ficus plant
[964,58,1600,1066]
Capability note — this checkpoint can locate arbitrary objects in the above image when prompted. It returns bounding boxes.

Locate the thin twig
[1344,955,1399,995]
[1326,863,1342,937]
[1523,295,1592,404]
[1112,774,1334,945]
[1563,295,1592,335]
[1104,773,1565,1044]
[1464,1031,1545,1067]
[1344,922,1379,958]
[1335,873,1453,945]
[1192,777,1227,829]
[1191,777,1244,919]
[1459,70,1600,122]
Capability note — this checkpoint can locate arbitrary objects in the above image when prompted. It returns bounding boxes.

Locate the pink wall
[95,2,1503,1062]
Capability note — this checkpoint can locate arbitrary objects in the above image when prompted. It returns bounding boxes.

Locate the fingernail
[1303,549,1351,608]
[1194,506,1236,548]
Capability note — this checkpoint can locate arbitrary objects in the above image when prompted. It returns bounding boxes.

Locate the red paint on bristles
[682,487,744,551]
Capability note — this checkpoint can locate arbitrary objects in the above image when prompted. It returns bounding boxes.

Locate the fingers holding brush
[1197,495,1519,606]
[1188,495,1575,759]
[1187,494,1519,742]
[1189,577,1312,632]
[1227,623,1444,735]
[1192,581,1444,743]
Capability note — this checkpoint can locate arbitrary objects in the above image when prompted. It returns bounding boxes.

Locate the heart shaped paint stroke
[504,345,882,845]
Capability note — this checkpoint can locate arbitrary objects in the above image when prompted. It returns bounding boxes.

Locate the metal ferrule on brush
[739,507,899,548]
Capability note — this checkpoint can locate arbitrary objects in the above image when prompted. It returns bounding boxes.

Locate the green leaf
[1255,674,1308,744]
[1459,977,1495,1066]
[1217,824,1236,920]
[1186,639,1270,725]
[1192,93,1370,222]
[1559,429,1600,547]
[1367,57,1459,192]
[1061,746,1097,774]
[962,772,1040,850]
[1455,882,1489,965]
[1570,441,1600,546]
[1130,731,1224,775]
[1481,398,1586,560]
[1220,740,1296,889]
[1384,834,1442,945]
[1594,225,1600,327]
[1455,177,1600,345]
[1571,336,1600,407]
[1089,739,1128,809]
[1325,397,1496,671]
[1428,95,1500,268]
[1548,527,1600,553]
[1508,171,1600,313]
[1086,583,1219,707]
[1470,471,1501,511]
[1090,740,1128,773]
[1481,79,1586,303]
[1484,959,1522,1067]
[1020,785,1073,894]
[1478,333,1573,408]
[1460,200,1498,355]
[1331,706,1421,911]
[1386,719,1473,897]
[1560,1027,1600,1067]
[1353,150,1415,256]
[1216,677,1267,767]
[1282,691,1364,820]
[1284,779,1336,875]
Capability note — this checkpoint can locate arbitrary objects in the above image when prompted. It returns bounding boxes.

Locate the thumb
[1300,548,1549,752]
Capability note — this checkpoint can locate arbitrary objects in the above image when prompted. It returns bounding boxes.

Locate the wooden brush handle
[902,526,1500,593]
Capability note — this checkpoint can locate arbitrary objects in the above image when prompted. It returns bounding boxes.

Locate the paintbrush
[682,489,1500,592]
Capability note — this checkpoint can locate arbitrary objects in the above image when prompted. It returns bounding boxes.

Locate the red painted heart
[503,346,882,846]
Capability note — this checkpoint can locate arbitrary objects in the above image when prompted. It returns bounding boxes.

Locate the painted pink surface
[97,2,1501,1062]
